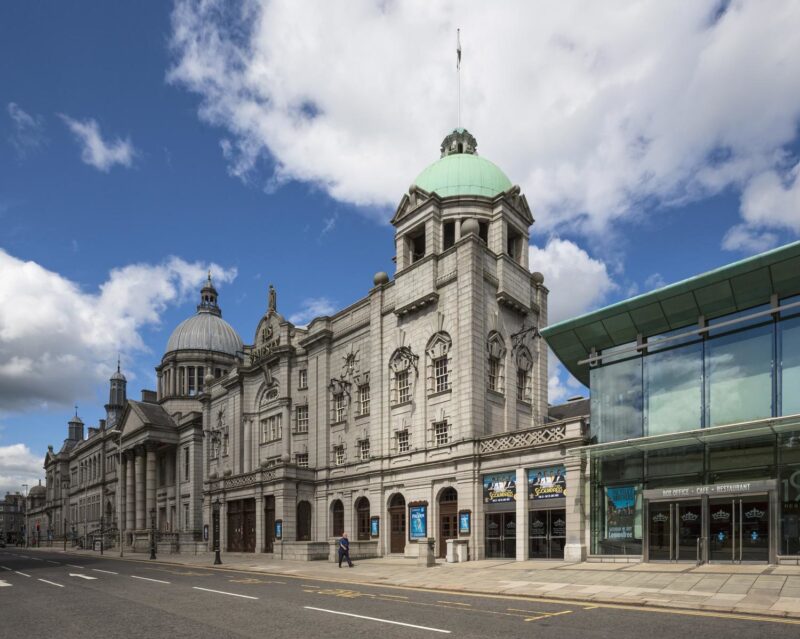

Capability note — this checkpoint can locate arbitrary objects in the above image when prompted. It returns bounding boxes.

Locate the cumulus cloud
[288,297,337,327]
[168,0,800,235]
[0,250,236,411]
[0,443,43,496]
[59,114,136,172]
[7,102,46,158]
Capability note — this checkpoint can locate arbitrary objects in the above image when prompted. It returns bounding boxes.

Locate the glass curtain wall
[780,315,800,416]
[645,342,703,436]
[780,431,800,556]
[591,357,643,443]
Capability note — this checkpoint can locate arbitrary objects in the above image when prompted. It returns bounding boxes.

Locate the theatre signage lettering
[250,324,281,365]
[528,465,567,500]
[483,472,516,503]
[643,479,776,500]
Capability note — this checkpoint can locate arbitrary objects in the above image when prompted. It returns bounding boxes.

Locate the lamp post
[99,515,104,555]
[21,484,28,549]
[212,498,221,565]
[149,508,157,560]
[63,518,67,552]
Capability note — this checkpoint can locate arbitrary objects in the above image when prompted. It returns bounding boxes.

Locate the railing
[479,422,567,454]
[213,468,278,490]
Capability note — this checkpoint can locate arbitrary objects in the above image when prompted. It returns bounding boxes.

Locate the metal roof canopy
[541,241,800,386]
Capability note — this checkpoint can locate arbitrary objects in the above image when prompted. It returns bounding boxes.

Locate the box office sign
[528,465,567,500]
[483,472,517,503]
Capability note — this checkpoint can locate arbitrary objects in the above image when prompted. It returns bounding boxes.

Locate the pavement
[3,546,800,638]
[11,544,800,621]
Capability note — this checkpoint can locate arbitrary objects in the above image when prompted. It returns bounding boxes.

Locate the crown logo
[681,512,699,522]
[712,509,730,521]
[745,507,764,519]
[554,518,565,527]
[652,513,668,523]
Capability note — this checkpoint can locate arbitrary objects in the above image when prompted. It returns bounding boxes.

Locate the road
[1,547,798,638]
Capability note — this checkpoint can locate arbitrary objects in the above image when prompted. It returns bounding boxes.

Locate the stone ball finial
[531,271,545,285]
[204,373,215,389]
[461,218,480,236]
[373,271,389,286]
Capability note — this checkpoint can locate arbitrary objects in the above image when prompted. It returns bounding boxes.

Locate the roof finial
[207,269,212,285]
[456,28,462,129]
[74,405,78,417]
[117,353,121,373]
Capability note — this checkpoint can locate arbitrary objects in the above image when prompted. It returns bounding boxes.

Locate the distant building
[0,492,25,544]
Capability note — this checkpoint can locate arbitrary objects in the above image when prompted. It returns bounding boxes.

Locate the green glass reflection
[781,316,800,416]
[590,358,643,443]
[644,342,703,436]
[706,324,773,427]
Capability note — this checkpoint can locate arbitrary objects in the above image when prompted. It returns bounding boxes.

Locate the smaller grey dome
[461,218,480,236]
[531,271,545,285]
[373,271,389,286]
[29,483,45,497]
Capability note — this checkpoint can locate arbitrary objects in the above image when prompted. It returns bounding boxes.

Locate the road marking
[193,587,258,600]
[305,607,451,634]
[0,580,10,587]
[15,571,31,577]
[92,569,118,575]
[47,560,61,564]
[0,566,11,571]
[437,601,471,607]
[66,564,83,569]
[69,573,98,580]
[380,594,409,599]
[131,576,170,584]
[38,579,64,588]
[30,557,43,561]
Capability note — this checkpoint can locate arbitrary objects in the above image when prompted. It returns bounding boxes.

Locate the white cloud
[7,102,46,158]
[529,238,615,325]
[288,297,337,327]
[721,223,779,253]
[0,443,43,496]
[0,250,236,411]
[168,0,800,234]
[59,114,136,172]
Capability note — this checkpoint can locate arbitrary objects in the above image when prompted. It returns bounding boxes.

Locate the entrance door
[243,500,256,553]
[648,501,702,561]
[227,500,242,552]
[485,512,516,559]
[389,494,406,554]
[264,496,275,553]
[438,506,457,558]
[529,509,566,559]
[709,497,769,563]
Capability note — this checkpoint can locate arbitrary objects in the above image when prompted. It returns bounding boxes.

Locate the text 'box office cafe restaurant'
[542,241,800,565]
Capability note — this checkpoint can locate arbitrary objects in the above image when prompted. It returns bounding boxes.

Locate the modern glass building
[543,242,800,564]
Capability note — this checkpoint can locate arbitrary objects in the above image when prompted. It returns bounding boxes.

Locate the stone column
[563,451,587,562]
[125,451,135,534]
[516,467,529,561]
[145,445,156,526]
[281,404,291,463]
[118,454,127,531]
[135,448,145,530]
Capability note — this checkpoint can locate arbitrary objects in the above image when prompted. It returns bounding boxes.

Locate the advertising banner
[274,519,283,540]
[483,472,517,503]
[409,505,427,539]
[606,486,636,540]
[527,465,567,500]
[459,511,471,535]
[370,516,380,538]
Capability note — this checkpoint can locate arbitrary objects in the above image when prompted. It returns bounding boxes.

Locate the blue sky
[1,1,799,491]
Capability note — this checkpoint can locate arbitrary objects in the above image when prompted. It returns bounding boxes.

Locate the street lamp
[149,508,157,560]
[63,518,67,552]
[212,498,222,565]
[99,515,104,555]
[21,484,28,549]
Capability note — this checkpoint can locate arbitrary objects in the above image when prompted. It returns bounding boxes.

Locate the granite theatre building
[544,241,800,565]
[40,129,589,562]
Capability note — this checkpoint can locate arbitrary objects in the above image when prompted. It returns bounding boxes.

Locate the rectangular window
[264,415,282,442]
[296,405,309,433]
[298,369,308,389]
[188,367,196,396]
[516,369,529,401]
[215,367,221,378]
[334,445,345,466]
[434,357,449,392]
[358,384,370,415]
[333,393,346,423]
[183,503,189,532]
[434,421,450,446]
[443,221,456,250]
[397,370,410,403]
[197,367,204,391]
[488,357,501,392]
[178,367,185,394]
[295,453,309,468]
[359,439,370,461]
[183,447,189,481]
[397,430,410,454]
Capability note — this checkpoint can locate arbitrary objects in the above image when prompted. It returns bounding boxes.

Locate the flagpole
[457,28,461,128]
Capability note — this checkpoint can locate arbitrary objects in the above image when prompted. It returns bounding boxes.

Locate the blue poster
[370,517,379,537]
[482,472,517,503]
[606,486,636,540]
[409,505,427,539]
[458,511,470,535]
[275,520,282,540]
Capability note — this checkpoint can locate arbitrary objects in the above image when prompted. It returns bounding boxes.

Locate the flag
[457,28,461,70]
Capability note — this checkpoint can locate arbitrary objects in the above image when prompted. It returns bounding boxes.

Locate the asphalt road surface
[1,547,798,638]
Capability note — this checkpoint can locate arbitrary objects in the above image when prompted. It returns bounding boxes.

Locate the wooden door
[390,507,406,554]
[438,505,458,557]
[264,496,275,553]
[243,499,256,553]
[227,501,242,552]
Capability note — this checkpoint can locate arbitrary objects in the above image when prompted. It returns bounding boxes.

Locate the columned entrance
[227,498,256,552]
[437,488,458,558]
[388,494,406,554]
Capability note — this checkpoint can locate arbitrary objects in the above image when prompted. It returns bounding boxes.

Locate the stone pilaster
[516,467,529,560]
[145,445,156,525]
[134,447,145,530]
[563,451,587,562]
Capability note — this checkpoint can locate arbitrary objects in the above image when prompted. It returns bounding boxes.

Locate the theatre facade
[543,241,800,565]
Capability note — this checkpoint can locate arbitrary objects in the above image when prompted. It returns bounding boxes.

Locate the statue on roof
[268,284,277,313]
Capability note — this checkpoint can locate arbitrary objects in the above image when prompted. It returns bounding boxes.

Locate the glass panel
[741,498,769,562]
[708,500,734,562]
[706,323,773,427]
[648,503,672,560]
[591,357,643,443]
[550,510,566,559]
[676,501,702,560]
[529,510,547,559]
[780,316,800,416]
[781,458,800,556]
[599,485,642,555]
[644,342,703,436]
[647,445,703,481]
[708,437,774,483]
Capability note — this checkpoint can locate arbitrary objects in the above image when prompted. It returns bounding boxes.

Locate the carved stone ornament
[341,343,360,380]
[486,331,506,359]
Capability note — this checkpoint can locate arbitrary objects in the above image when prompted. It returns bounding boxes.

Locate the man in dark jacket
[338,532,354,567]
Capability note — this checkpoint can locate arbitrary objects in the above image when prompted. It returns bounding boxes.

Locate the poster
[458,511,471,535]
[274,519,283,540]
[409,505,427,539]
[606,486,636,540]
[370,516,380,538]
[483,472,517,503]
[528,465,567,500]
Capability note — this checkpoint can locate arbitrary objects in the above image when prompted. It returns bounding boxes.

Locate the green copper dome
[413,129,512,198]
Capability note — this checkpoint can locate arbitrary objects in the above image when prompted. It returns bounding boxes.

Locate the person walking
[338,532,354,567]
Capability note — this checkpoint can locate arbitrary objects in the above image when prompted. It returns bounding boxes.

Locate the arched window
[439,487,458,504]
[487,331,507,394]
[331,499,345,537]
[426,332,452,394]
[515,346,533,402]
[296,501,312,541]
[355,497,370,540]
